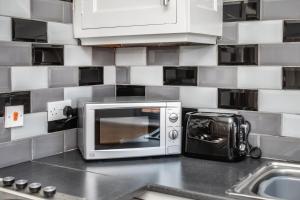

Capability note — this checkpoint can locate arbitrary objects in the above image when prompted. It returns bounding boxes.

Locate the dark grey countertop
[0,150,269,200]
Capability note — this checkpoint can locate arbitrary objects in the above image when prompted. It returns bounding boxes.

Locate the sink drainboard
[227,162,300,200]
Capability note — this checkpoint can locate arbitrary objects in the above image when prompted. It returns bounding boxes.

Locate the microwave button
[169,113,179,123]
[169,130,179,140]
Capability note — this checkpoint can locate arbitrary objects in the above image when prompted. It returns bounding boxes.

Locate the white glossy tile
[11,112,48,140]
[131,66,163,86]
[180,87,217,108]
[11,67,48,91]
[64,86,93,107]
[259,90,300,114]
[0,16,11,41]
[282,114,300,138]
[179,45,217,66]
[238,20,283,44]
[48,22,77,45]
[104,66,116,85]
[0,0,30,18]
[115,47,147,66]
[238,67,282,89]
[64,45,92,66]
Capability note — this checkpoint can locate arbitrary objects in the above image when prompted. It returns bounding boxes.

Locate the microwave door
[94,108,162,150]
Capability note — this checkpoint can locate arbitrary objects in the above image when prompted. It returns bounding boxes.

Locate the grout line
[31,160,113,177]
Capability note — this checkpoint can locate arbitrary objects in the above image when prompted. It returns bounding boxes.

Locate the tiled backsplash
[1,0,300,167]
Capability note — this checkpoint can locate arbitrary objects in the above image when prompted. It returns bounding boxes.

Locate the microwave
[78,98,182,160]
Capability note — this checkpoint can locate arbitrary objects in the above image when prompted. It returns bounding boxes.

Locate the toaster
[183,112,250,162]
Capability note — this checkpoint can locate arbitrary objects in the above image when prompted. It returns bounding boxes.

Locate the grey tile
[239,111,282,136]
[116,67,130,84]
[0,67,10,93]
[0,139,32,168]
[63,1,73,23]
[92,48,115,66]
[198,67,237,88]
[260,43,300,66]
[146,86,180,100]
[31,0,64,23]
[31,88,64,113]
[248,134,260,147]
[260,135,300,161]
[218,22,238,44]
[32,132,64,160]
[0,41,31,66]
[262,0,300,20]
[147,46,179,65]
[0,118,10,144]
[92,85,116,100]
[49,67,79,88]
[64,129,77,152]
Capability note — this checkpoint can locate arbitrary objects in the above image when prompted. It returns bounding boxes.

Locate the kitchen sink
[227,162,300,200]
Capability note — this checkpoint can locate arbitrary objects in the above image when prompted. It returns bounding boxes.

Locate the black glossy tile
[283,67,300,89]
[245,0,260,21]
[0,93,10,117]
[223,0,260,22]
[0,91,31,117]
[163,67,197,86]
[284,20,300,42]
[32,44,64,65]
[48,109,78,133]
[223,1,244,22]
[79,67,103,86]
[116,85,145,97]
[218,45,258,65]
[218,89,258,111]
[12,18,47,43]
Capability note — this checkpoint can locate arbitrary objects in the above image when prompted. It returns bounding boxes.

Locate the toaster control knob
[239,143,246,152]
[169,113,179,123]
[169,130,179,140]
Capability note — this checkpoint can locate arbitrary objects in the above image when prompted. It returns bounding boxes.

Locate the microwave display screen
[95,108,160,150]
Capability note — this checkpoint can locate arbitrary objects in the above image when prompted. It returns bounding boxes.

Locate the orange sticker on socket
[13,112,19,121]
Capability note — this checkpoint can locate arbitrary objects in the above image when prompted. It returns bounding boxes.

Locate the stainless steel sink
[227,162,300,200]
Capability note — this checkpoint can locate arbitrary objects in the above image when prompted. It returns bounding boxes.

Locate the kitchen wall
[0,0,300,168]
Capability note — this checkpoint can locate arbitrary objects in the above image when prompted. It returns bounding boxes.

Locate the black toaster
[183,112,250,162]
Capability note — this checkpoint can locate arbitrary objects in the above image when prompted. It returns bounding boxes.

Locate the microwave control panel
[166,106,181,155]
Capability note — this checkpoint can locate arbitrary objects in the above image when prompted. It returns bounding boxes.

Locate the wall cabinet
[74,0,223,46]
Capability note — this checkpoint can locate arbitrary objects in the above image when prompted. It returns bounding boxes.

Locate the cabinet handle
[163,0,170,7]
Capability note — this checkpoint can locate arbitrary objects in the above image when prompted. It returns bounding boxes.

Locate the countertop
[0,150,269,200]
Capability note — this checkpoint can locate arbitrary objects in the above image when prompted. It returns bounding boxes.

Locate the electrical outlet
[47,100,72,122]
[4,105,24,128]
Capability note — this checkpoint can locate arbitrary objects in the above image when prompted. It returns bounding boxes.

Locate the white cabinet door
[81,0,177,29]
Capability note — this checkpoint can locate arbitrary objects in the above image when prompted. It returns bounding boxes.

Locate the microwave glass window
[95,108,160,150]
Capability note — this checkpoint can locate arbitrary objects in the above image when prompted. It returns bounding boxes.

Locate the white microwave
[78,98,182,160]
